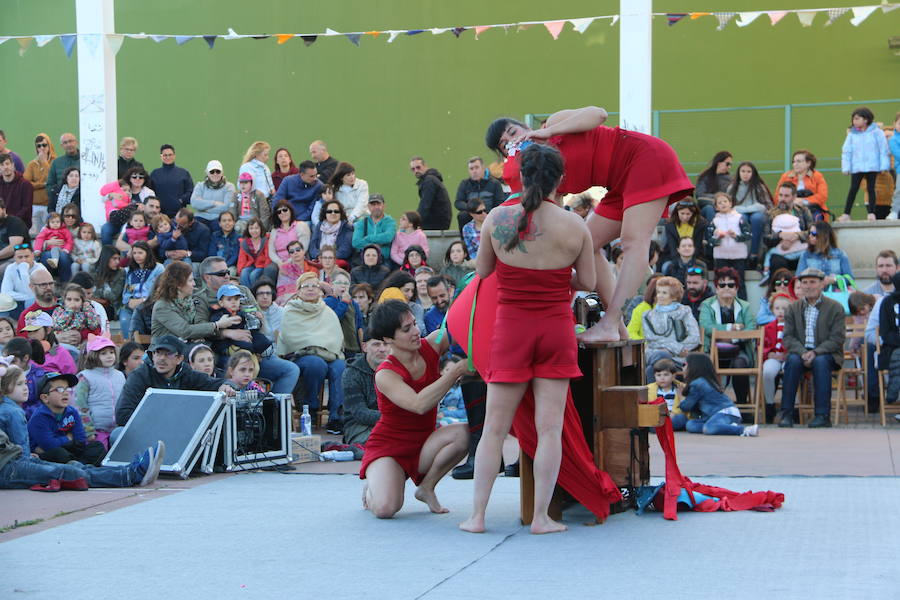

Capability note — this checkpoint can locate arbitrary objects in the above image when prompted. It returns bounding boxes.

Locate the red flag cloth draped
[447,274,622,521]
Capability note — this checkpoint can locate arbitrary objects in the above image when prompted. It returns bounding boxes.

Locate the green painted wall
[2,0,898,220]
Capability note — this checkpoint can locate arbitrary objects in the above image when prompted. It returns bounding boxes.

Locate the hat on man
[216,284,243,301]
[38,372,79,395]
[22,311,53,332]
[797,267,826,280]
[148,335,184,356]
[238,172,253,183]
[0,293,16,313]
[206,160,223,174]
[368,194,385,204]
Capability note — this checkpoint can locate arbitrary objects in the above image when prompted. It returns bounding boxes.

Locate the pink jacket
[390,229,430,266]
[101,181,130,219]
[34,225,74,253]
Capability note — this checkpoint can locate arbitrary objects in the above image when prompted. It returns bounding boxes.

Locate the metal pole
[783,104,792,172]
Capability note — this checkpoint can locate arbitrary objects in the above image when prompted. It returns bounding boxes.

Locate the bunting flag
[516,24,532,32]
[451,27,466,38]
[365,31,382,37]
[430,28,449,35]
[825,7,849,25]
[107,34,125,55]
[83,33,101,55]
[223,28,241,40]
[667,13,688,26]
[690,12,711,20]
[797,11,817,27]
[149,35,167,43]
[35,35,55,47]
[570,17,594,33]
[251,35,270,40]
[850,5,878,25]
[768,11,789,25]
[610,15,619,26]
[407,29,424,36]
[301,35,317,46]
[203,35,217,49]
[387,31,401,43]
[60,34,76,57]
[277,34,293,44]
[345,33,361,46]
[474,25,491,39]
[715,12,736,30]
[737,11,763,27]
[175,35,194,46]
[17,37,32,57]
[0,37,8,46]
[544,20,566,40]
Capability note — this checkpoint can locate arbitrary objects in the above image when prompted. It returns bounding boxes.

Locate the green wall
[2,0,898,220]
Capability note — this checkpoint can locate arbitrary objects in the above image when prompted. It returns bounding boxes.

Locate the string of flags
[1,4,896,58]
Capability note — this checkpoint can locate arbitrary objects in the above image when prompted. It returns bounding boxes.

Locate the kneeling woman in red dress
[459,144,596,535]
[360,300,470,518]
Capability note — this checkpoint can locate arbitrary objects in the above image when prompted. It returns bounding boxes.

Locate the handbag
[823,274,856,315]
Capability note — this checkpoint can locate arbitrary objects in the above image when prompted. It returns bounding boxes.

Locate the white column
[619,0,652,133]
[75,0,117,230]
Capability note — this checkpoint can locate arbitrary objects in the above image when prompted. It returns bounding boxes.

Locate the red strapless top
[495,259,572,305]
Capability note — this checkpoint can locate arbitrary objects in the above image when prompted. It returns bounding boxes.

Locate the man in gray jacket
[341,332,389,445]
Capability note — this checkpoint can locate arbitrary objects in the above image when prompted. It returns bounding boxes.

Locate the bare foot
[867,212,876,221]
[530,516,568,535]
[415,487,449,514]
[618,320,630,341]
[362,483,369,510]
[577,317,621,343]
[837,213,851,223]
[459,515,486,533]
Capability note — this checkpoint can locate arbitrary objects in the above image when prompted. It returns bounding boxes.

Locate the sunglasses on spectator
[686,267,704,275]
[36,143,48,148]
[277,208,290,214]
[205,270,229,278]
[724,162,733,167]
[774,279,790,286]
[717,282,736,288]
[209,169,222,174]
[131,174,145,179]
[13,243,31,250]
[471,209,487,215]
[324,209,341,215]
[809,230,817,236]
[64,214,78,219]
[288,247,303,254]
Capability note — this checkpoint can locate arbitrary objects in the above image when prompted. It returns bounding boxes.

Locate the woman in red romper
[360,299,470,519]
[459,144,597,535]
[486,106,694,342]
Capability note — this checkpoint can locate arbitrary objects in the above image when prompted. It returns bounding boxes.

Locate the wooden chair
[875,327,900,426]
[709,328,764,424]
[835,322,868,424]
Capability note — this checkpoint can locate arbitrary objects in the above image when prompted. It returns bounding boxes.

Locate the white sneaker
[894,414,900,422]
[887,213,898,220]
[741,424,759,437]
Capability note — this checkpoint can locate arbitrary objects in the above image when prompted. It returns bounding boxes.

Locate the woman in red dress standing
[459,144,596,535]
[486,106,694,342]
[360,300,470,518]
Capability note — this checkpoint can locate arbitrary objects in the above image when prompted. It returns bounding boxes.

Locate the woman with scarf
[275,240,319,305]
[24,133,56,235]
[190,160,236,233]
[308,199,354,266]
[48,167,81,215]
[150,261,240,343]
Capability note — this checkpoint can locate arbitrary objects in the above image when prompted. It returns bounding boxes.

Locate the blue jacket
[156,230,188,257]
[122,263,164,304]
[890,128,900,167]
[150,163,195,217]
[797,248,853,279]
[208,229,240,266]
[0,397,30,455]
[274,175,323,222]
[679,377,737,419]
[841,123,890,174]
[27,402,86,452]
[183,220,211,262]
[308,221,354,260]
[22,364,48,420]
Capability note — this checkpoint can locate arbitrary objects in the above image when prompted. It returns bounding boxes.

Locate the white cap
[206,160,223,173]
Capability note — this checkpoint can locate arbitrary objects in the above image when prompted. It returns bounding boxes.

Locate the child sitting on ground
[153,214,191,265]
[679,352,758,437]
[34,212,74,271]
[645,359,686,430]
[437,355,468,428]
[51,284,102,341]
[209,284,272,369]
[3,337,47,419]
[226,350,266,394]
[188,344,218,377]
[0,363,31,455]
[27,371,106,466]
[73,335,125,449]
[762,293,792,424]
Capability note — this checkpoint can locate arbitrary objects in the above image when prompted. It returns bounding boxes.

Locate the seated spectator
[847,291,875,355]
[0,365,32,455]
[251,278,282,343]
[679,353,758,436]
[172,209,210,267]
[0,197,30,279]
[209,283,272,369]
[698,267,756,407]
[626,274,662,340]
[322,269,363,360]
[28,372,106,466]
[414,265,435,310]
[277,272,346,434]
[350,282,374,329]
[225,350,266,393]
[268,200,311,273]
[34,211,74,281]
[232,172,271,233]
[208,210,240,270]
[1,243,47,319]
[115,210,154,264]
[271,147,299,193]
[51,283,101,341]
[727,161,772,265]
[646,358,686,431]
[708,192,750,300]
[237,217,275,289]
[273,160,322,223]
[351,244,390,289]
[3,337,47,419]
[878,273,900,406]
[759,202,806,284]
[437,355,467,428]
[351,194,396,263]
[73,335,124,449]
[152,214,188,264]
[762,293,792,423]
[761,182,813,274]
[62,203,82,240]
[694,151,734,220]
[117,341,145,377]
[309,200,354,265]
[341,330,388,445]
[71,222,100,276]
[188,344,217,377]
[317,245,342,283]
[564,190,597,219]
[441,241,474,287]
[100,179,132,224]
[190,160,236,232]
[756,268,796,326]
[0,317,16,344]
[390,211,429,268]
[423,275,455,337]
[778,268,846,428]
[797,221,853,287]
[776,150,829,222]
[115,335,237,427]
[23,311,76,375]
[863,250,897,297]
[400,244,428,276]
[642,276,700,383]
[461,198,487,259]
[377,271,425,333]
[663,198,709,264]
[275,240,319,305]
[328,162,369,224]
[119,241,163,341]
[92,246,125,321]
[661,236,707,285]
[47,166,79,216]
[150,261,238,343]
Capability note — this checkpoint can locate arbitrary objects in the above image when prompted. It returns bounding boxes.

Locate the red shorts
[594,130,694,221]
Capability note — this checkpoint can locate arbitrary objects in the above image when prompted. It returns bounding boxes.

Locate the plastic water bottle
[300,405,312,436]
[320,450,355,462]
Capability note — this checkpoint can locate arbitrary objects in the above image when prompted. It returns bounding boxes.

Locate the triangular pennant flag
[610,15,619,26]
[365,31,381,37]
[451,27,466,38]
[277,34,293,44]
[570,17,594,33]
[149,35,168,43]
[0,37,9,46]
[768,11,788,25]
[825,7,850,25]
[17,38,33,57]
[325,28,340,36]
[737,11,763,27]
[203,35,217,49]
[406,29,424,36]
[690,12,711,20]
[251,35,270,40]
[544,20,565,40]
[883,4,900,14]
[175,35,194,46]
[84,33,101,54]
[715,12,736,30]
[301,35,317,46]
[224,28,241,40]
[387,31,401,43]
[517,24,532,32]
[59,34,76,58]
[430,28,449,35]
[797,11,817,27]
[345,33,361,46]
[35,35,55,48]
[107,34,125,55]
[474,25,491,39]
[850,6,878,26]
[667,13,688,26]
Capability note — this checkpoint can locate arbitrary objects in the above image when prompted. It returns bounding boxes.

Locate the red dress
[486,260,581,383]
[503,126,694,221]
[359,340,441,485]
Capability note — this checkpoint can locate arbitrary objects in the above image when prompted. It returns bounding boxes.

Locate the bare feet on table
[576,317,622,343]
[415,487,449,514]
[530,516,568,535]
[459,515,486,533]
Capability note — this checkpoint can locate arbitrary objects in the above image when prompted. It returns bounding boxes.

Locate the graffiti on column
[79,93,107,184]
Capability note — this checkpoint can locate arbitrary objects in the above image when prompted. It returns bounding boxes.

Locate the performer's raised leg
[530,377,568,534]
[415,423,469,514]
[364,457,407,519]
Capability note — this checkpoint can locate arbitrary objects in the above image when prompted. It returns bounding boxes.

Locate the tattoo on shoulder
[491,207,541,254]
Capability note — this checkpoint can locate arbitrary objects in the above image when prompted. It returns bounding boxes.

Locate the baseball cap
[206,160,224,173]
[238,172,253,183]
[368,194,384,204]
[216,284,243,300]
[148,335,184,356]
[38,372,79,395]
[86,335,116,353]
[22,311,53,332]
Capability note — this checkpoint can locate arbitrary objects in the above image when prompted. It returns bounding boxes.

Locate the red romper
[485,259,582,383]
[359,340,441,485]
[503,126,694,221]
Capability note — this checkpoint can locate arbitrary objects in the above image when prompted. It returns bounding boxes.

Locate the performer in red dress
[459,144,597,535]
[485,106,694,342]
[360,300,469,518]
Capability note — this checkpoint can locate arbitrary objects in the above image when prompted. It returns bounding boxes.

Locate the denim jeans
[700,202,716,222]
[671,413,687,431]
[119,306,135,340]
[780,352,838,416]
[258,354,300,395]
[0,455,134,489]
[293,355,346,418]
[240,267,265,288]
[745,211,766,258]
[685,411,744,435]
[101,222,120,246]
[39,249,72,282]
